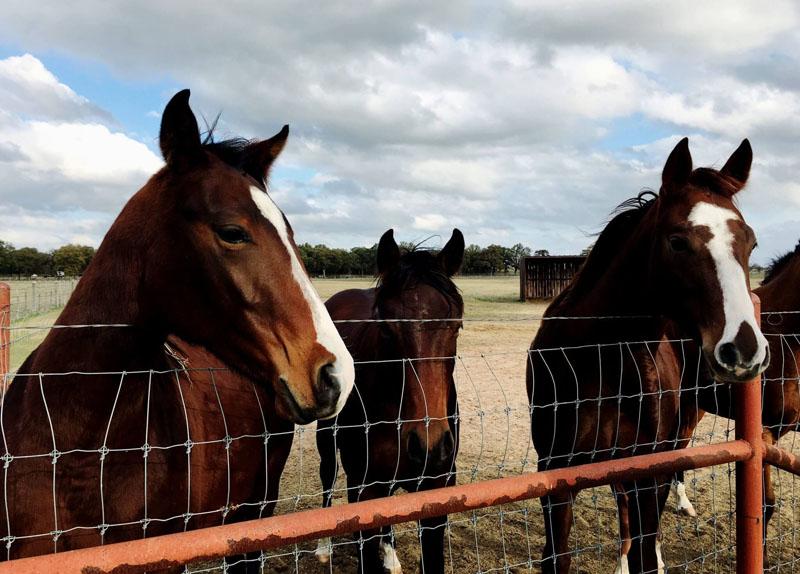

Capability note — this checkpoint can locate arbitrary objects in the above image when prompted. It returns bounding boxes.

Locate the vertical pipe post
[0,282,9,382]
[735,292,764,573]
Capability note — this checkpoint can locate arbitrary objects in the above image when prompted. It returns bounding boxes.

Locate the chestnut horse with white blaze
[315,229,464,574]
[527,138,768,574]
[1,90,354,571]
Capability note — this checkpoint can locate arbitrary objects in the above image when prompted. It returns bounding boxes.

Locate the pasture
[4,275,796,573]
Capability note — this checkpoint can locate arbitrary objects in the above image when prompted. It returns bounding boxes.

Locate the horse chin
[276,379,314,425]
[703,351,765,384]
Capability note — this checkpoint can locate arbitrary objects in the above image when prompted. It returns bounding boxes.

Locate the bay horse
[527,138,769,574]
[1,90,355,569]
[314,229,464,574]
[754,241,800,548]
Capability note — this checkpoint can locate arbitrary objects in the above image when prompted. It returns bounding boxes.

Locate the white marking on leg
[688,202,768,373]
[656,538,665,574]
[315,537,332,563]
[613,553,630,574]
[251,186,355,413]
[381,542,402,574]
[672,480,696,517]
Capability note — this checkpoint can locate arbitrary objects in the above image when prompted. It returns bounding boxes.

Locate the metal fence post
[0,282,9,381]
[735,292,764,573]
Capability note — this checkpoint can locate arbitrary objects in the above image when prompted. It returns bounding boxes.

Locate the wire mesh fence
[0,299,796,572]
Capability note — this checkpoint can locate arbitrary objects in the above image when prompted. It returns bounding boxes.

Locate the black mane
[547,191,657,314]
[376,249,464,317]
[762,240,800,285]
[202,122,270,183]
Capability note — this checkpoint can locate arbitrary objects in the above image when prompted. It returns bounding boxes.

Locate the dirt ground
[190,277,799,573]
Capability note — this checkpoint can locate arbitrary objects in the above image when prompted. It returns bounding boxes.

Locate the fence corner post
[0,282,9,381]
[735,292,764,573]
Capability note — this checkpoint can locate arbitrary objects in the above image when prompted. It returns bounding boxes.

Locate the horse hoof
[315,537,332,564]
[673,482,697,518]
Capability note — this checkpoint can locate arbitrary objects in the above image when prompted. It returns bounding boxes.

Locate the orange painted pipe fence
[0,441,756,574]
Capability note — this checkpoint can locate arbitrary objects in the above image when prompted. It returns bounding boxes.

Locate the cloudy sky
[0,1,799,264]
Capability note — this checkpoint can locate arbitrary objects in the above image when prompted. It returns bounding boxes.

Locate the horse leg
[541,490,575,574]
[671,470,696,517]
[624,475,670,574]
[763,429,777,567]
[378,524,402,574]
[613,483,631,574]
[350,483,392,574]
[315,421,339,564]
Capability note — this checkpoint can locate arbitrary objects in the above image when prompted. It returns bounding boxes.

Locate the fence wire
[0,316,797,573]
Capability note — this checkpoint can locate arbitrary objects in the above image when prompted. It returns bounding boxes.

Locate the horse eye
[669,236,690,253]
[216,226,250,245]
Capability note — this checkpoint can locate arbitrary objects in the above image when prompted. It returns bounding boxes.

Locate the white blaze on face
[688,202,768,372]
[250,186,355,414]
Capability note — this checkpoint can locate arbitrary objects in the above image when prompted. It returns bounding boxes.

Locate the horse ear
[720,139,752,191]
[160,90,203,168]
[661,137,692,195]
[377,229,401,276]
[438,229,465,277]
[247,125,290,181]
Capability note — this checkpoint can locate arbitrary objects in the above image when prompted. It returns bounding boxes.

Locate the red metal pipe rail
[0,440,754,574]
[764,442,800,476]
[735,294,764,574]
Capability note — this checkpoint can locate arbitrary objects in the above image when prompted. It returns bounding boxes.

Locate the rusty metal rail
[0,440,755,574]
[764,442,800,476]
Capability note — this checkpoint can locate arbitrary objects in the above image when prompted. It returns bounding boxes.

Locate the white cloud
[0,4,798,263]
[0,54,163,244]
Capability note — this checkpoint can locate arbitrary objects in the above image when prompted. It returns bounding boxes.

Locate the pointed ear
[720,139,752,191]
[245,125,289,182]
[438,229,465,277]
[377,229,401,277]
[159,89,203,168]
[661,137,692,195]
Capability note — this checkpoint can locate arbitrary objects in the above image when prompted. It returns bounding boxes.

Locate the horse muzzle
[277,363,343,424]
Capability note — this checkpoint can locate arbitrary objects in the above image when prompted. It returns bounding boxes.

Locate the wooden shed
[519,255,586,300]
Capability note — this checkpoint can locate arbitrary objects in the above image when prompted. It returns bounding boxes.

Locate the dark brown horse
[314,229,464,574]
[1,90,354,569]
[754,242,800,540]
[527,138,768,574]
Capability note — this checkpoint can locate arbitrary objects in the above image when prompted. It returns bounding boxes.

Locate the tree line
[0,241,96,278]
[299,242,547,276]
[0,239,555,279]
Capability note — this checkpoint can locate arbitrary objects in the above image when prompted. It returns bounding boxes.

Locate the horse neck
[757,255,800,333]
[550,221,665,343]
[32,196,167,374]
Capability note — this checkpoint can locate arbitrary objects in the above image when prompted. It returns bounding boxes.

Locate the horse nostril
[315,363,341,409]
[406,432,425,466]
[439,430,454,461]
[717,342,739,369]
